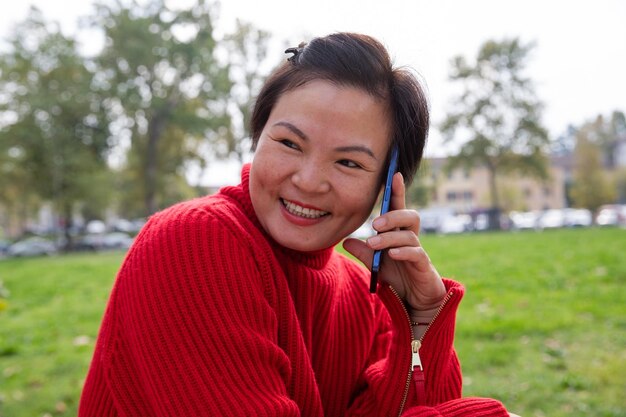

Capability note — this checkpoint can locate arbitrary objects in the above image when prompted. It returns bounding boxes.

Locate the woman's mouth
[281,199,329,219]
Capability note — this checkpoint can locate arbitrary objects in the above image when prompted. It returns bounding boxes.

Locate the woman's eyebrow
[334,145,376,159]
[273,121,308,141]
[273,121,376,159]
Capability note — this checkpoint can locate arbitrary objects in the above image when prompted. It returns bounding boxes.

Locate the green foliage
[89,0,233,215]
[1,229,625,416]
[221,19,272,162]
[441,38,550,213]
[593,111,626,170]
[407,160,433,207]
[569,128,616,213]
[1,2,273,228]
[0,8,113,238]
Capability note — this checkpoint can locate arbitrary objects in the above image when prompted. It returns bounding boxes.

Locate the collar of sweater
[219,163,335,270]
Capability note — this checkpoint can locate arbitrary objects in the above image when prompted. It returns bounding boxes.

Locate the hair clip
[285,47,300,65]
[285,42,306,65]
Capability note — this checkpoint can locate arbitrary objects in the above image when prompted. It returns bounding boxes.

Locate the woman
[80,33,512,416]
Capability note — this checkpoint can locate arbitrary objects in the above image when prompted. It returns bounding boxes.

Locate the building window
[446,191,457,202]
[463,191,473,201]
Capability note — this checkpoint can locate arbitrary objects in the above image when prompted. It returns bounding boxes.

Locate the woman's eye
[280,139,299,150]
[338,159,361,169]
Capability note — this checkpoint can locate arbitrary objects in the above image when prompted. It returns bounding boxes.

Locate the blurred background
[0,0,625,247]
[0,1,624,416]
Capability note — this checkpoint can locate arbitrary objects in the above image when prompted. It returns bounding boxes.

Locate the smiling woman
[249,80,390,252]
[79,32,512,416]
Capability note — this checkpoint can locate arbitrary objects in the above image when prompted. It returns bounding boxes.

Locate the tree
[0,141,40,238]
[569,124,616,214]
[593,110,626,169]
[406,160,433,208]
[0,8,112,243]
[221,19,271,164]
[440,38,550,228]
[568,112,624,213]
[90,0,232,215]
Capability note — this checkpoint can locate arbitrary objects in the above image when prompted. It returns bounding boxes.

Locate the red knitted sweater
[79,166,508,416]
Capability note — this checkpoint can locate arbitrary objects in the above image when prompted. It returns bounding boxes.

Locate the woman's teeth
[282,199,329,219]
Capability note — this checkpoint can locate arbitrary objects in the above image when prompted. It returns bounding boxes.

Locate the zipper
[393,287,454,416]
[418,291,454,344]
[411,340,426,407]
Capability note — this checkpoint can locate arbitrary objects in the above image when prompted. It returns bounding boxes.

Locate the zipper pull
[411,340,423,370]
[411,339,427,405]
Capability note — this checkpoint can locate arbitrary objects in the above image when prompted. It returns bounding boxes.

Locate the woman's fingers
[373,209,421,235]
[342,238,374,269]
[387,246,434,273]
[366,229,420,250]
[390,172,406,211]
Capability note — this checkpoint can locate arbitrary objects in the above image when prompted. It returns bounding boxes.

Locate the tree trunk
[145,120,160,216]
[62,201,73,252]
[487,163,502,230]
[144,98,178,216]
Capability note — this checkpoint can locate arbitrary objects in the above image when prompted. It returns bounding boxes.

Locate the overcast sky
[2,0,625,185]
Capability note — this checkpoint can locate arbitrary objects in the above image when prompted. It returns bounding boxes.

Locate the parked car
[537,209,566,229]
[509,211,540,230]
[73,232,134,251]
[0,240,11,257]
[101,232,134,250]
[596,204,626,226]
[8,237,57,257]
[440,214,473,234]
[85,220,107,234]
[419,207,456,234]
[111,218,145,234]
[563,208,592,227]
[72,234,103,251]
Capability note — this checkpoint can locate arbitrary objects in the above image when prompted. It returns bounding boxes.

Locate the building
[424,156,569,213]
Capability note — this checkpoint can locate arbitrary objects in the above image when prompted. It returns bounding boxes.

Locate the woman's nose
[291,162,331,194]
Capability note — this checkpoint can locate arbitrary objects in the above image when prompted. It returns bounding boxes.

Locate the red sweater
[80,166,508,416]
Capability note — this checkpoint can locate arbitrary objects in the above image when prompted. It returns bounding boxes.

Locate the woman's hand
[343,172,446,311]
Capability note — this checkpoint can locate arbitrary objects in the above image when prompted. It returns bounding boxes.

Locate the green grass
[1,228,625,417]
[0,252,123,417]
[421,228,626,417]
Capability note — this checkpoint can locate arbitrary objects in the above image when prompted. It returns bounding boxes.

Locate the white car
[8,237,57,257]
[563,208,592,227]
[439,214,472,234]
[101,232,134,250]
[596,205,626,226]
[509,211,540,230]
[537,209,566,229]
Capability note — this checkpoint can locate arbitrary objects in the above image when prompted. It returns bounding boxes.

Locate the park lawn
[0,251,124,417]
[421,228,626,417]
[0,228,625,417]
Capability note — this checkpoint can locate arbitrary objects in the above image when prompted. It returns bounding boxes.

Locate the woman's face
[249,79,391,252]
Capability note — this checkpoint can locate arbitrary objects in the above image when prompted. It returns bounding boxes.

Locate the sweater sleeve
[344,279,508,417]
[79,205,319,416]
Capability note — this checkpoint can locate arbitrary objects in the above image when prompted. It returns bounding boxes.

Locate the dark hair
[250,32,429,185]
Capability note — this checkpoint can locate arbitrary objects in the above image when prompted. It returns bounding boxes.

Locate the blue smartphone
[370,146,399,293]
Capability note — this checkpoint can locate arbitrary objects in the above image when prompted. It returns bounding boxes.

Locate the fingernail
[372,217,386,229]
[367,236,381,247]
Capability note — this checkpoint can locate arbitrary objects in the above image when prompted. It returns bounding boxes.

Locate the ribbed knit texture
[79,165,508,417]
